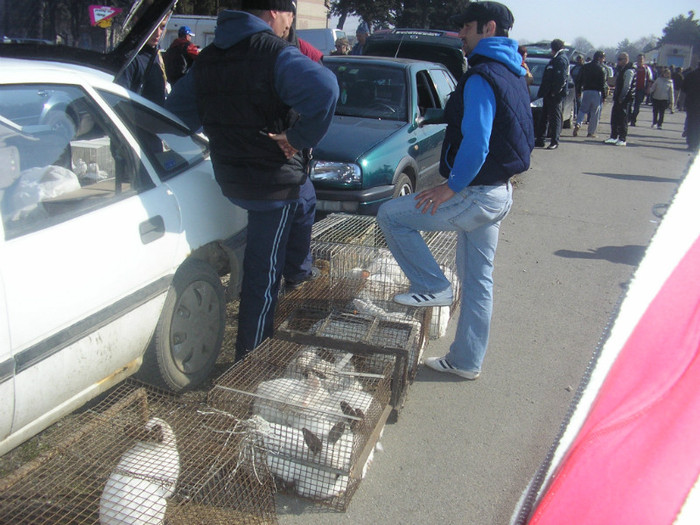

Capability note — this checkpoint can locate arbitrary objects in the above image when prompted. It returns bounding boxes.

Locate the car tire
[393,173,414,198]
[140,258,225,392]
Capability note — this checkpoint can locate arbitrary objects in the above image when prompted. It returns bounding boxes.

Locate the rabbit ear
[328,421,346,445]
[302,428,323,454]
[340,401,356,417]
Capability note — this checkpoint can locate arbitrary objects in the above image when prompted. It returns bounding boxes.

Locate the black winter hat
[451,1,514,31]
[241,0,296,12]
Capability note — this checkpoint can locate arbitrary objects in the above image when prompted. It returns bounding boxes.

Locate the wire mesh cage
[208,339,393,511]
[275,303,426,405]
[309,213,460,339]
[0,381,277,525]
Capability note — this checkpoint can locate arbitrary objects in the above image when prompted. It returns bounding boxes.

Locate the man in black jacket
[117,18,168,106]
[534,38,569,149]
[573,50,607,138]
[166,0,338,360]
[604,52,635,147]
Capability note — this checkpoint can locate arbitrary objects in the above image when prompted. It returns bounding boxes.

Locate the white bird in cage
[99,417,180,525]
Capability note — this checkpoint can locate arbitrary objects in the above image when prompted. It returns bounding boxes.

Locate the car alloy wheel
[393,172,414,198]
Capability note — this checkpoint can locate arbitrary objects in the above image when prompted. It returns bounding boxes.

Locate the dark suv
[362,28,466,82]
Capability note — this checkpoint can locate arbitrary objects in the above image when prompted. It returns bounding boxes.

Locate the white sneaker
[424,356,480,380]
[615,140,627,146]
[393,287,453,307]
[604,137,618,144]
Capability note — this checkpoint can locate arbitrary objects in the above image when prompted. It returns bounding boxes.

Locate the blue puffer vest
[194,31,306,201]
[440,54,534,185]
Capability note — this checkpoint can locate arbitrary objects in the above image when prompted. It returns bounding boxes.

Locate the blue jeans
[377,182,513,372]
[576,90,602,134]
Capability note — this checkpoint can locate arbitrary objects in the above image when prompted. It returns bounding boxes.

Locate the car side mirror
[415,108,445,127]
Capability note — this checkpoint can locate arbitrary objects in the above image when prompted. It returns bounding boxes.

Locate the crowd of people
[522,42,699,152]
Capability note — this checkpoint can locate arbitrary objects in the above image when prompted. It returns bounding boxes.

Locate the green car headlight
[310,160,361,186]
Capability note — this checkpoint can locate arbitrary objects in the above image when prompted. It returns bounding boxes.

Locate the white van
[297,28,347,55]
[164,14,217,50]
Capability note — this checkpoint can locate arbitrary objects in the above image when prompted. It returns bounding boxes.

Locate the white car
[0,0,247,456]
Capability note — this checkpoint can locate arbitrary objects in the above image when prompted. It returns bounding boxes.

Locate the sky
[335,0,698,49]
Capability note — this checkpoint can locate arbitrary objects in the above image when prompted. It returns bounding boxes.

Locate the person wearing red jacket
[164,25,199,85]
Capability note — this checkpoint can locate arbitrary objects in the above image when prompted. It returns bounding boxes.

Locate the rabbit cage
[208,338,394,511]
[308,213,461,339]
[0,381,277,525]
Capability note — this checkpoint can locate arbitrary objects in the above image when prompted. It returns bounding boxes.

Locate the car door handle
[139,216,165,244]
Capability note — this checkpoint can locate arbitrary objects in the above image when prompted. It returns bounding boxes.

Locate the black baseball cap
[241,0,296,12]
[451,1,515,31]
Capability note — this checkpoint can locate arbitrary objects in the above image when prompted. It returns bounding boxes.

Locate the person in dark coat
[165,0,339,360]
[534,38,569,149]
[164,25,199,85]
[683,61,700,152]
[117,19,168,106]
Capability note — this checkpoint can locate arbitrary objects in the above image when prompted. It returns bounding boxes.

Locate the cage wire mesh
[0,381,277,525]
[208,339,393,511]
[275,303,426,406]
[309,213,460,339]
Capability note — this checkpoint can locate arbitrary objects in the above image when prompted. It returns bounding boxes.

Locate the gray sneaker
[424,356,480,380]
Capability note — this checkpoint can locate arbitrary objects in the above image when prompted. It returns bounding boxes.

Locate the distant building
[655,43,694,69]
[296,0,329,30]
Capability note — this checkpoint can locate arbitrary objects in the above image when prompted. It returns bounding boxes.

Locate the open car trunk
[0,0,177,77]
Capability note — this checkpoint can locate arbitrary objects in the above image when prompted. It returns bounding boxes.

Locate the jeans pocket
[449,187,510,231]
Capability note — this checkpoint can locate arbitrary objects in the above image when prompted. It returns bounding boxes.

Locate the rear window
[363,35,464,81]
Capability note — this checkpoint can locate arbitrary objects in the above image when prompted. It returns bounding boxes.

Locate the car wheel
[141,258,225,392]
[393,173,413,198]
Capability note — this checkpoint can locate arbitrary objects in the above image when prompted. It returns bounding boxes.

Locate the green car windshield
[327,62,408,122]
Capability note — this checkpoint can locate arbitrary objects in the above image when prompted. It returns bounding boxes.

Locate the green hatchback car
[310,55,457,215]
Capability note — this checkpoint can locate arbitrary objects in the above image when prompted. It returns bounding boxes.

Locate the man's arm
[273,46,339,150]
[164,69,202,132]
[448,74,496,192]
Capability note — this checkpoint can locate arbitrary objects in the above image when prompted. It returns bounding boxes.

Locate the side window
[416,70,440,115]
[99,90,209,181]
[0,84,151,240]
[431,69,457,107]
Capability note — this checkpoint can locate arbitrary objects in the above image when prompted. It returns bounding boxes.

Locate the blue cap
[178,25,195,37]
[356,22,369,35]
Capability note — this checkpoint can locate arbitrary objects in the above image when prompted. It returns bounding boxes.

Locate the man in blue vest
[166,0,338,360]
[377,1,533,380]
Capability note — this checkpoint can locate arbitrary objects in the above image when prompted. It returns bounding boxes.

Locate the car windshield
[526,60,547,85]
[326,61,408,122]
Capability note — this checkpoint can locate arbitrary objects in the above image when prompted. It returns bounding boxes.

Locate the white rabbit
[295,466,350,500]
[295,425,353,499]
[286,347,361,393]
[99,418,179,525]
[254,375,345,438]
[249,416,308,485]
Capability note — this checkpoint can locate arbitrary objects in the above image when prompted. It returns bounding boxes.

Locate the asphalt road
[277,104,695,524]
